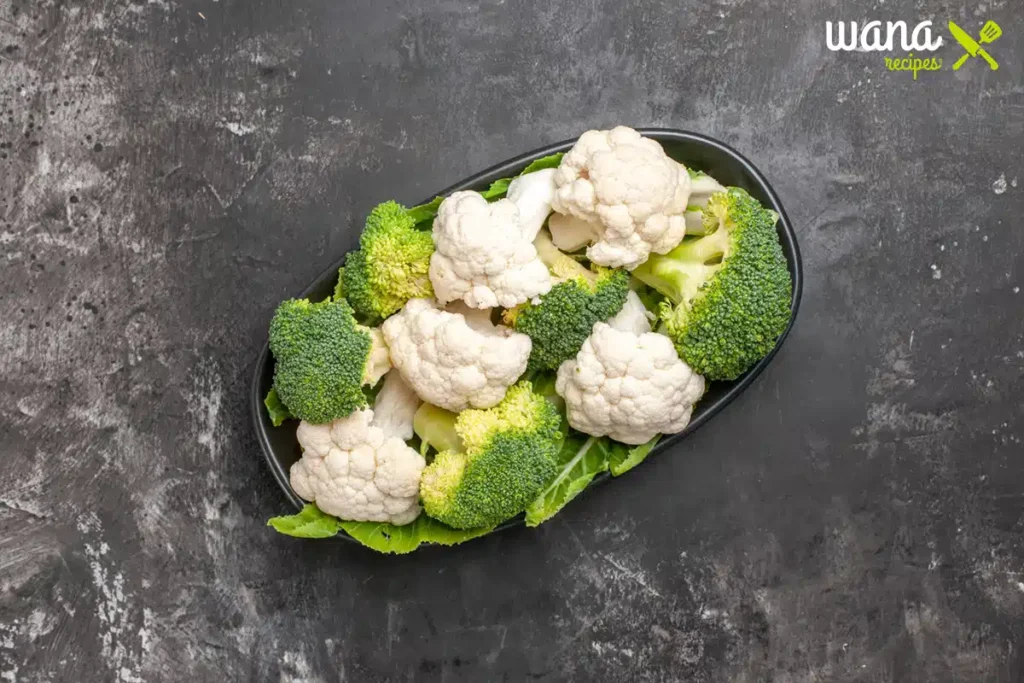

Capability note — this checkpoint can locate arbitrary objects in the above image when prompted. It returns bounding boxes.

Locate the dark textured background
[2,0,1023,681]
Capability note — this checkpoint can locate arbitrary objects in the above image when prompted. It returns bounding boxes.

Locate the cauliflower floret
[429,191,552,309]
[290,409,426,525]
[382,298,532,412]
[506,168,556,241]
[556,322,705,445]
[551,126,692,270]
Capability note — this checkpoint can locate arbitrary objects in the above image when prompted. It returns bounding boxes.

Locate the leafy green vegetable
[406,196,444,225]
[405,152,565,227]
[529,371,560,403]
[267,504,343,538]
[481,177,513,200]
[264,388,293,427]
[525,433,665,525]
[525,435,606,527]
[339,517,494,554]
[608,435,661,476]
[267,504,494,552]
[520,152,564,174]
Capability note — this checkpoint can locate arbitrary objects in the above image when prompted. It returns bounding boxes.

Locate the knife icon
[950,20,1000,71]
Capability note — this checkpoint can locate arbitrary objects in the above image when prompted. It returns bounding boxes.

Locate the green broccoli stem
[671,227,730,265]
[633,229,731,305]
[413,403,463,454]
[634,261,718,305]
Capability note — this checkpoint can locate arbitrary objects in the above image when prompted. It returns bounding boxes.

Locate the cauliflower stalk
[429,190,552,309]
[368,368,422,441]
[551,126,698,270]
[606,289,655,336]
[382,297,532,413]
[505,167,557,241]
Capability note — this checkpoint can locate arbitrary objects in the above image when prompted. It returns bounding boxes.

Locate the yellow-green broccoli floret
[632,187,792,381]
[269,298,386,424]
[503,231,629,372]
[338,201,434,322]
[415,382,562,529]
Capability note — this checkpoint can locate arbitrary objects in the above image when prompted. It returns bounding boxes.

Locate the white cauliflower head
[429,190,552,309]
[382,298,532,412]
[551,126,692,270]
[556,322,705,445]
[290,409,426,525]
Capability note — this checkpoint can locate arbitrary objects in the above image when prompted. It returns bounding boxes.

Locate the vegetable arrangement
[263,127,793,553]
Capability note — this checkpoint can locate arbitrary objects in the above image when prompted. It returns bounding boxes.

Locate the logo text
[826,20,944,52]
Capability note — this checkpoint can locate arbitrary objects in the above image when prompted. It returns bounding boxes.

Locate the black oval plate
[251,129,804,542]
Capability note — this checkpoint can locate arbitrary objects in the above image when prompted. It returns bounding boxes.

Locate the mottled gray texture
[1,0,1022,681]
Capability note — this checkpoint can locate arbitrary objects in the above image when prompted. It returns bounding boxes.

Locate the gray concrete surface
[1,0,1023,681]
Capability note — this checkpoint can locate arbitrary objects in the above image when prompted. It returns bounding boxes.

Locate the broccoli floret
[416,382,562,529]
[339,201,434,322]
[503,231,629,372]
[269,298,389,424]
[632,187,792,381]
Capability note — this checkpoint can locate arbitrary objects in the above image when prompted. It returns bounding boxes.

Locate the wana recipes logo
[826,18,1005,79]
